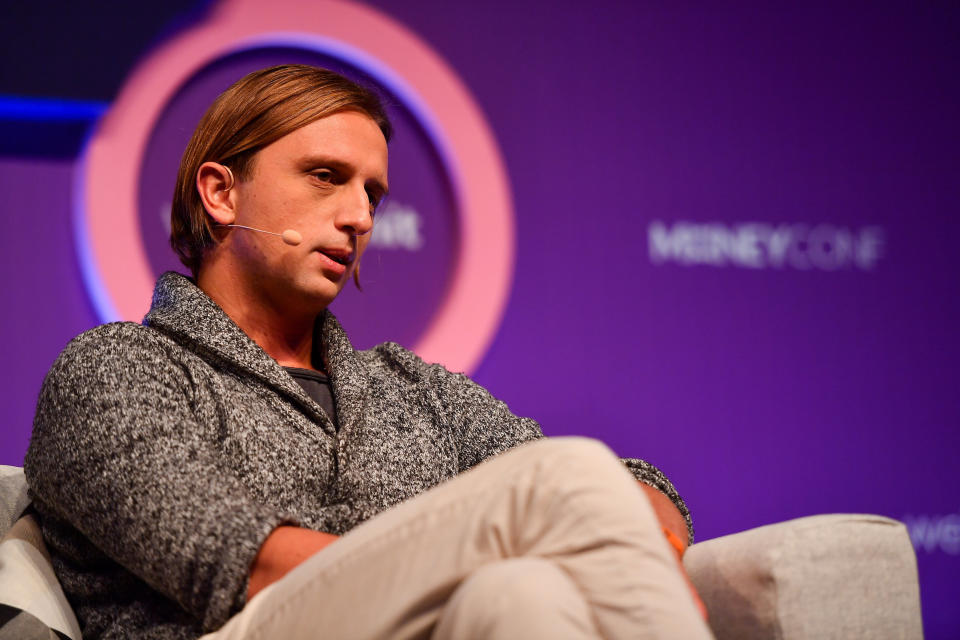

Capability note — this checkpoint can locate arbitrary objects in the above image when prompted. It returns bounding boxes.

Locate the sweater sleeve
[24,324,292,632]
[420,362,543,471]
[374,343,695,543]
[621,457,694,544]
[429,361,695,543]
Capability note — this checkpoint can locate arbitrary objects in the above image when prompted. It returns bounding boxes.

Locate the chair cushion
[0,467,29,537]
[0,515,81,640]
[0,603,72,640]
[0,467,81,640]
[684,513,923,640]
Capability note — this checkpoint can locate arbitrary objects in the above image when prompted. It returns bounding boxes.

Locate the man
[26,65,710,639]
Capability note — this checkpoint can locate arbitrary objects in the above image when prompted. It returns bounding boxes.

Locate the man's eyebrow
[296,155,350,171]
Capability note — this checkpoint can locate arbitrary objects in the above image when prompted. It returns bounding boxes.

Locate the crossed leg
[203,437,713,639]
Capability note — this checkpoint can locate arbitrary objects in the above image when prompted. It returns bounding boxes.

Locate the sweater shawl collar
[142,271,365,435]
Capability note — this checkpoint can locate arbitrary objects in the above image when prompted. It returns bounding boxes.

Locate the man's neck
[196,265,322,371]
[230,308,317,370]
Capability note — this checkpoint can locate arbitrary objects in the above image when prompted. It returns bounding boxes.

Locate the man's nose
[337,183,374,236]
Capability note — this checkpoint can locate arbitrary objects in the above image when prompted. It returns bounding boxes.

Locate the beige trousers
[203,437,713,639]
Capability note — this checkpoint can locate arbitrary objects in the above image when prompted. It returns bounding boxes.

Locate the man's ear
[196,162,237,225]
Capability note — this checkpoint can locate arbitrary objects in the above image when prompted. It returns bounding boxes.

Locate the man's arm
[25,325,294,631]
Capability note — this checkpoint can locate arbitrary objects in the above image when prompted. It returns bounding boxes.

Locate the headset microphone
[222,224,303,246]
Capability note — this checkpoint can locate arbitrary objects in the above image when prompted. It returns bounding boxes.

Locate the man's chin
[290,277,346,310]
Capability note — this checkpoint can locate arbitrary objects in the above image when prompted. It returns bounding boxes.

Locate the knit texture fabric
[25,272,692,639]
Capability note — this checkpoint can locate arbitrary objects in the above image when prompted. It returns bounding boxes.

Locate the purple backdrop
[1,3,957,636]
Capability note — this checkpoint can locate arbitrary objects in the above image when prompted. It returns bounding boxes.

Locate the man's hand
[248,526,340,600]
[638,483,708,620]
[638,483,689,553]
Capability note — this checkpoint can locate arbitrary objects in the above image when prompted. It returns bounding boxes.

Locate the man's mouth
[319,249,352,266]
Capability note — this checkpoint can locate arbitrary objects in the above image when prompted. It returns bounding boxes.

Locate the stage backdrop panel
[0,2,956,637]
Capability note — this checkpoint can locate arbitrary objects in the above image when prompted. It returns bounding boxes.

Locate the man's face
[229,110,389,312]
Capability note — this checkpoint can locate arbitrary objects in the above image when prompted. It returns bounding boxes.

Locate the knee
[519,437,619,470]
[517,437,628,487]
[436,558,593,637]
[458,558,561,613]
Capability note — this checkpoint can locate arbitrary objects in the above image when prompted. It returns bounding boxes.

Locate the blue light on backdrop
[0,96,107,122]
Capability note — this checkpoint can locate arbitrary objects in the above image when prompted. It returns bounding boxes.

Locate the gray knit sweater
[25,272,692,639]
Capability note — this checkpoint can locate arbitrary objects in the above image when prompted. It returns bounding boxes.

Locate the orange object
[662,526,686,558]
[663,526,708,621]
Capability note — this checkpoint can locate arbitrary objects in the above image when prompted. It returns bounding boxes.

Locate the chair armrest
[684,514,923,640]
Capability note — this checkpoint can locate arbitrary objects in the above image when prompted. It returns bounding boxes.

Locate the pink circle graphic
[77,0,515,374]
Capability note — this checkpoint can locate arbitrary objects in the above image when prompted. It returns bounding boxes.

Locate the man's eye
[312,170,334,182]
[366,190,381,210]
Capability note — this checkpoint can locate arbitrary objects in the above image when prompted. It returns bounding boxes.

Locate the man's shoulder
[48,321,178,379]
[69,320,151,343]
[358,341,465,385]
[60,320,162,355]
